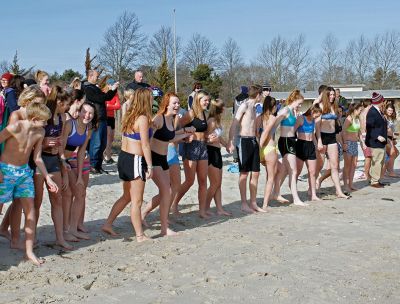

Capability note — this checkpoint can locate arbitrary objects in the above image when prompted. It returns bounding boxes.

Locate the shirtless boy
[228,85,264,213]
[0,102,58,265]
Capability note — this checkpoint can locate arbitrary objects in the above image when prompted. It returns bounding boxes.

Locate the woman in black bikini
[172,90,212,219]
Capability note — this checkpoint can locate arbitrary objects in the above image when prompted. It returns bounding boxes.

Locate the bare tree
[287,34,311,88]
[0,60,9,74]
[257,35,290,90]
[371,30,400,88]
[98,11,146,81]
[219,37,244,100]
[343,35,372,84]
[320,33,342,84]
[143,26,181,68]
[182,33,219,70]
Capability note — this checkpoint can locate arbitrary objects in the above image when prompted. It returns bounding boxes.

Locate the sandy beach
[1,153,400,304]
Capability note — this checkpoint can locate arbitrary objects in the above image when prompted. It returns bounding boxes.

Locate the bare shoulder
[152,114,163,129]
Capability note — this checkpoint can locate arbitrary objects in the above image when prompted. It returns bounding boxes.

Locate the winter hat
[240,86,248,94]
[1,72,13,82]
[262,81,272,89]
[371,92,384,105]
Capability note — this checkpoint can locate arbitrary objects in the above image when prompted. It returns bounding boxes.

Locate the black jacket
[365,106,387,148]
[84,83,117,121]
[126,81,150,91]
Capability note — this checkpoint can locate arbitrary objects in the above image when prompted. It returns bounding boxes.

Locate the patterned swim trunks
[0,162,34,204]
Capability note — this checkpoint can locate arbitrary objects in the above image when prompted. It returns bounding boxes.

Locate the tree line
[2,11,400,107]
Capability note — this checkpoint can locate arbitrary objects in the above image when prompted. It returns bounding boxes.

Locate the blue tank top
[281,107,296,127]
[297,115,315,134]
[66,119,88,151]
[45,114,63,137]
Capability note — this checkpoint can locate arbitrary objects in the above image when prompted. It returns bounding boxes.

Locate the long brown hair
[46,85,71,125]
[122,88,152,133]
[261,96,277,124]
[286,89,304,106]
[208,99,225,126]
[157,92,179,115]
[321,87,338,115]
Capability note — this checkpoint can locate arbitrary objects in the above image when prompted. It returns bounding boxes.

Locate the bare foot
[64,231,79,242]
[216,209,232,216]
[101,224,119,237]
[206,210,213,216]
[141,218,150,228]
[293,200,309,206]
[161,228,179,236]
[70,230,90,240]
[262,205,270,212]
[337,193,350,199]
[55,240,73,251]
[25,252,45,266]
[241,204,255,214]
[136,234,151,242]
[10,240,25,250]
[199,212,211,219]
[251,204,267,213]
[0,228,11,240]
[310,196,322,201]
[272,195,290,204]
[171,209,183,217]
[316,177,321,190]
[77,225,89,233]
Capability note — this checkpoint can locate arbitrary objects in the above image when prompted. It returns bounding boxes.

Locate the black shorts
[118,150,147,181]
[151,150,169,171]
[107,117,115,130]
[296,139,316,161]
[321,132,337,146]
[41,153,61,173]
[182,140,208,161]
[278,137,296,157]
[237,137,260,172]
[207,145,222,169]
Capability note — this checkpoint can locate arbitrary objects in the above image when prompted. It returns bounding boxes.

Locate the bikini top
[321,113,337,120]
[44,114,63,137]
[281,107,296,127]
[346,117,361,133]
[187,111,207,132]
[153,115,175,142]
[297,115,315,134]
[124,128,153,140]
[214,127,223,137]
[66,119,88,151]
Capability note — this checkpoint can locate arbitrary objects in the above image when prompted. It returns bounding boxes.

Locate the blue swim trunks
[167,145,180,166]
[0,162,34,204]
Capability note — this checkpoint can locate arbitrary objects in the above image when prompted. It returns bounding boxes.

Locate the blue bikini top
[321,113,337,120]
[297,115,315,134]
[281,107,296,127]
[124,128,153,140]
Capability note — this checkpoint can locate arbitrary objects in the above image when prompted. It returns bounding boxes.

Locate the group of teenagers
[0,69,398,266]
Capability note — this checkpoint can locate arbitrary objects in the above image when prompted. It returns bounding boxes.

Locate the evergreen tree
[153,52,174,93]
[9,51,34,76]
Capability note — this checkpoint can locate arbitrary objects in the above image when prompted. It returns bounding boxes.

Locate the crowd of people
[0,70,398,266]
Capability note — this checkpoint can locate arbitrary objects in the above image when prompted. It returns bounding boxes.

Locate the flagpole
[173,8,177,93]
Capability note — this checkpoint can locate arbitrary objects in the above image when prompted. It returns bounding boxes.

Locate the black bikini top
[153,115,175,142]
[187,111,207,133]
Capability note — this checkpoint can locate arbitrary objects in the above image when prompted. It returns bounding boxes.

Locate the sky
[2,0,400,74]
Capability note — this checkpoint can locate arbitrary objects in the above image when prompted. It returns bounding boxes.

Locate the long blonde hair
[18,85,46,107]
[122,88,152,133]
[192,90,209,119]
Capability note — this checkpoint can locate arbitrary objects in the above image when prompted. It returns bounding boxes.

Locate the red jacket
[106,94,121,118]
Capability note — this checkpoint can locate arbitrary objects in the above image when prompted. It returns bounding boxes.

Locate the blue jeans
[89,120,107,170]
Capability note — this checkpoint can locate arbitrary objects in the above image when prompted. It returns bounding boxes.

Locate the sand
[1,154,400,304]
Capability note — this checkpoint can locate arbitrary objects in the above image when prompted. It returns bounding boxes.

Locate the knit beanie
[1,72,13,82]
[371,92,384,105]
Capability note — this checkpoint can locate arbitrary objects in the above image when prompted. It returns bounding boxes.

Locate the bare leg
[306,159,321,201]
[77,173,90,232]
[249,171,264,212]
[271,161,289,203]
[238,172,253,213]
[171,159,196,212]
[169,164,182,216]
[327,144,349,198]
[283,154,307,206]
[129,179,150,242]
[20,198,44,266]
[196,160,209,218]
[263,151,278,209]
[102,181,131,236]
